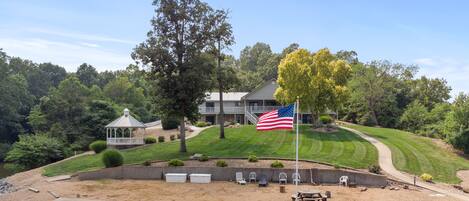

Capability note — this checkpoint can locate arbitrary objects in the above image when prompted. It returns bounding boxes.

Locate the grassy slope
[344,124,469,183]
[44,125,377,176]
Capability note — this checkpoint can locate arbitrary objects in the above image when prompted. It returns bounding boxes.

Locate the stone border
[77,165,387,187]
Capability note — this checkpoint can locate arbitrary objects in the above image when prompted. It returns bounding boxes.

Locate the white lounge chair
[292,172,301,184]
[249,172,257,183]
[236,172,247,185]
[339,176,349,186]
[279,172,287,184]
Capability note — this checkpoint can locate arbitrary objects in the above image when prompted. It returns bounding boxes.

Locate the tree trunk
[179,117,187,153]
[217,39,225,139]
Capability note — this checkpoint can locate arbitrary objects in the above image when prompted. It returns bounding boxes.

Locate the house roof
[206,92,248,101]
[105,108,146,128]
[241,80,278,100]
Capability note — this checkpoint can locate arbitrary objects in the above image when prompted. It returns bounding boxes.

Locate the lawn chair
[292,172,301,185]
[248,172,257,183]
[258,174,268,187]
[236,172,247,185]
[279,172,287,184]
[339,176,348,186]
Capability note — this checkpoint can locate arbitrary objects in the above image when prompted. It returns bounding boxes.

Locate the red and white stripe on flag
[256,105,294,131]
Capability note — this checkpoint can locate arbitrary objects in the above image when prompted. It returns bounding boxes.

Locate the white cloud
[0,38,132,72]
[414,57,469,99]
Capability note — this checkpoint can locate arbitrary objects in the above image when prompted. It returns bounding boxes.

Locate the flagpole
[295,96,299,189]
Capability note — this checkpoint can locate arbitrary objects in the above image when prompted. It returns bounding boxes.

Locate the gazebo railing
[107,137,144,145]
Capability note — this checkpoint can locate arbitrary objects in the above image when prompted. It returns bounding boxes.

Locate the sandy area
[151,159,334,169]
[1,176,454,201]
[144,125,202,142]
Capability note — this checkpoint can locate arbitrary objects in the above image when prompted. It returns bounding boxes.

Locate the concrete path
[341,126,469,201]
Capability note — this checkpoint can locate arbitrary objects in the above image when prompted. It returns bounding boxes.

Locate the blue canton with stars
[278,104,295,118]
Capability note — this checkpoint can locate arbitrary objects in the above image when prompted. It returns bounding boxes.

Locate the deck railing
[107,138,144,145]
[199,106,283,114]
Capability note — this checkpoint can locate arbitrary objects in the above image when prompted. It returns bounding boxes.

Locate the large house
[198,80,313,125]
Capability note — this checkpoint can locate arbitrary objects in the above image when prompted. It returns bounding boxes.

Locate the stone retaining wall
[78,166,387,187]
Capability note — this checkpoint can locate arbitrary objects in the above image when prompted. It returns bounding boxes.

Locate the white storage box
[165,173,187,183]
[190,173,211,183]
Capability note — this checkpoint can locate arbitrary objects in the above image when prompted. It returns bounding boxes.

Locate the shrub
[168,159,184,166]
[195,121,209,127]
[368,164,381,174]
[162,117,179,130]
[158,136,165,143]
[144,137,157,144]
[270,160,284,168]
[89,140,107,154]
[102,149,124,168]
[216,160,228,167]
[170,135,176,141]
[5,134,68,171]
[142,160,152,166]
[451,130,469,154]
[319,115,333,125]
[420,173,433,182]
[177,134,181,139]
[198,155,209,162]
[248,155,258,162]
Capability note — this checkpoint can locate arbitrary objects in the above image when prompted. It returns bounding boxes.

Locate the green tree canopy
[275,48,351,124]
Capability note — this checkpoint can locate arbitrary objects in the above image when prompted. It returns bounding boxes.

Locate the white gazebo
[105,108,146,146]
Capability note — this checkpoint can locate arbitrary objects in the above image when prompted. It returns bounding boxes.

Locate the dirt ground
[0,165,458,201]
[2,176,454,201]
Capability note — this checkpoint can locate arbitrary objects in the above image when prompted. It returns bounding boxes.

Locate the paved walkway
[341,126,469,201]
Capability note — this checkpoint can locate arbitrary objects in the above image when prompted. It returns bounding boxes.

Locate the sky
[1,0,469,97]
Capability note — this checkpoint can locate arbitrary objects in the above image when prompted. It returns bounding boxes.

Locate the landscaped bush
[420,173,433,182]
[195,121,210,127]
[368,164,381,174]
[162,117,179,130]
[5,134,69,171]
[89,140,107,153]
[144,137,157,144]
[158,136,165,143]
[102,149,124,168]
[248,155,258,162]
[170,135,176,141]
[270,160,284,168]
[142,160,152,166]
[177,134,181,139]
[198,155,209,162]
[319,115,333,125]
[168,159,184,166]
[216,160,228,167]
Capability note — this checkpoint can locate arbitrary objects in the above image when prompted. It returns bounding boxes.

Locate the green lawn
[44,125,378,176]
[343,124,469,183]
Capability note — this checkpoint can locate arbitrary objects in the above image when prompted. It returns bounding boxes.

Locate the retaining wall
[78,166,387,187]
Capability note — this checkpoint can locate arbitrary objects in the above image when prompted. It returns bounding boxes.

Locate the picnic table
[291,190,327,201]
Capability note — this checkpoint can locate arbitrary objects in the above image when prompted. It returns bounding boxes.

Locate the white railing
[107,138,144,145]
[199,106,244,114]
[248,106,283,113]
[245,110,258,124]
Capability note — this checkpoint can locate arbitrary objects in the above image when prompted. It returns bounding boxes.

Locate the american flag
[256,104,295,131]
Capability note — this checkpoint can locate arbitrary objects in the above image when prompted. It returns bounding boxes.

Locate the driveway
[341,126,469,201]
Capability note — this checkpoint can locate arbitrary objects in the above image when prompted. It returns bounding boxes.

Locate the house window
[235,102,241,107]
[205,102,214,107]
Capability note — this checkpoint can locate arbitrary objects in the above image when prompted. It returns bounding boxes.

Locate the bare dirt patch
[1,178,451,201]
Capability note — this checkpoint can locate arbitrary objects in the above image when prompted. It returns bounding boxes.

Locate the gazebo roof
[105,108,146,128]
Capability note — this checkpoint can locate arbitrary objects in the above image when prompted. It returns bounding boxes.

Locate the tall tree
[76,63,99,87]
[275,48,351,126]
[412,76,451,109]
[210,9,235,139]
[133,0,218,152]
